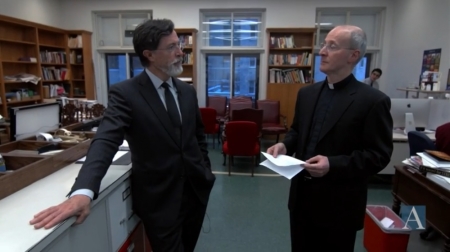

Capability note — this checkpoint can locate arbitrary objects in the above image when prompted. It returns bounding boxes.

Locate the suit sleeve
[193,89,211,169]
[327,96,393,179]
[69,84,132,199]
[283,91,301,155]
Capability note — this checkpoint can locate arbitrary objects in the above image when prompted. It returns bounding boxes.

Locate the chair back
[225,121,259,156]
[407,131,436,156]
[257,99,280,124]
[231,108,263,132]
[199,107,217,134]
[229,100,252,118]
[207,96,227,117]
[436,122,450,155]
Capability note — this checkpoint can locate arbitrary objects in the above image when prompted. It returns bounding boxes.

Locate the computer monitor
[427,99,450,130]
[390,98,431,129]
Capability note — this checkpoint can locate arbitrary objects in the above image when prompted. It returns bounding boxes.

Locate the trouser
[289,210,357,252]
[142,183,207,252]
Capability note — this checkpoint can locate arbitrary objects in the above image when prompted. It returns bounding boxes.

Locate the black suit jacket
[70,72,216,228]
[283,75,393,230]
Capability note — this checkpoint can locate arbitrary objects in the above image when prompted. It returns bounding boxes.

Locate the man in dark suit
[30,19,216,252]
[268,25,393,251]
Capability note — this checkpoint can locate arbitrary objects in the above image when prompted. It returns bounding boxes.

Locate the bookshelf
[67,30,95,99]
[266,28,316,127]
[176,28,197,89]
[0,14,95,119]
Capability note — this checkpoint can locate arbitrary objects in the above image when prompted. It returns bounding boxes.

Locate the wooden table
[392,165,450,251]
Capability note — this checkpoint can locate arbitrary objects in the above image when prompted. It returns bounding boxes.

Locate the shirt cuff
[70,189,94,201]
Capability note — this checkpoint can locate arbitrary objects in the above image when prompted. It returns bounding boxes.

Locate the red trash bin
[363,205,411,252]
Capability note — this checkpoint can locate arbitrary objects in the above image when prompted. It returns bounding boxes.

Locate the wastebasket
[363,205,411,252]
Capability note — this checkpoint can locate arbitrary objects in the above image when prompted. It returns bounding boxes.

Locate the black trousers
[289,210,357,252]
[142,182,207,252]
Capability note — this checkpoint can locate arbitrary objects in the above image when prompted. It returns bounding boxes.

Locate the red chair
[207,96,227,123]
[222,121,260,176]
[256,99,287,143]
[200,107,220,148]
[231,108,263,134]
[228,100,253,120]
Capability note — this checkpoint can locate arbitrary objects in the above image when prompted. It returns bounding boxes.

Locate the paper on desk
[119,140,129,151]
[260,152,305,179]
[77,151,128,163]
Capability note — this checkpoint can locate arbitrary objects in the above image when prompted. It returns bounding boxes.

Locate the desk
[392,165,450,252]
[397,87,450,99]
[379,132,436,175]
[0,161,146,251]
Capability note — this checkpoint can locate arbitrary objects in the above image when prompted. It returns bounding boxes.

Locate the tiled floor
[195,137,444,251]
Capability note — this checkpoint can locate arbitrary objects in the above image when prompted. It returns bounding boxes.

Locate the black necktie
[370,81,373,87]
[161,82,181,128]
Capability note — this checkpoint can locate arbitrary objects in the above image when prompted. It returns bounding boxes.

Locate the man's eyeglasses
[319,42,353,52]
[155,43,184,53]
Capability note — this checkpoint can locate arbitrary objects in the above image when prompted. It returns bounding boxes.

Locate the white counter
[0,161,133,252]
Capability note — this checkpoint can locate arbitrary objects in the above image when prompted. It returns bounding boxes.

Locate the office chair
[407,131,436,156]
[407,131,439,241]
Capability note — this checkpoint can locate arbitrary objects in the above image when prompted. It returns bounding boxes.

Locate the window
[315,8,385,48]
[205,53,260,101]
[313,54,372,82]
[200,9,265,104]
[314,8,385,82]
[201,10,264,48]
[94,11,152,48]
[105,53,144,90]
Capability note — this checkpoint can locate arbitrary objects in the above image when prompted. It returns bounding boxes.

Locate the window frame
[93,10,153,50]
[200,9,266,49]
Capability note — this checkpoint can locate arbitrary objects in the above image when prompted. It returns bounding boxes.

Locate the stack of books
[403,150,450,182]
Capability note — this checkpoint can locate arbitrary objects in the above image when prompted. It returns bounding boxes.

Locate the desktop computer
[390,98,431,132]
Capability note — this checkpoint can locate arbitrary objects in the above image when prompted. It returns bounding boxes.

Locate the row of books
[40,51,66,64]
[179,35,193,47]
[182,53,193,64]
[41,67,70,81]
[269,68,311,84]
[269,35,295,48]
[269,53,311,66]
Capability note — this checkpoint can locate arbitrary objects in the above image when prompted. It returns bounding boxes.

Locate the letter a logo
[400,205,426,230]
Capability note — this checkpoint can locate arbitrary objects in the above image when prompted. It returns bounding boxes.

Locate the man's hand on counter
[29,195,91,229]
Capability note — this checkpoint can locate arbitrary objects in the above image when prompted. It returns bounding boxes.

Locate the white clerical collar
[328,83,334,89]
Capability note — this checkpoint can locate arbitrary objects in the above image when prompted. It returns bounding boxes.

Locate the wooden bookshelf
[266,27,316,126]
[175,28,197,89]
[0,14,95,118]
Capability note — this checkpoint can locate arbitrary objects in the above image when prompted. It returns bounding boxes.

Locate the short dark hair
[133,19,175,67]
[372,68,382,76]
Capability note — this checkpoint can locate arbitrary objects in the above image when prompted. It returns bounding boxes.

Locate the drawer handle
[119,218,126,225]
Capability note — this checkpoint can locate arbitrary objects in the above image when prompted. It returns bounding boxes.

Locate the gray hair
[348,28,367,63]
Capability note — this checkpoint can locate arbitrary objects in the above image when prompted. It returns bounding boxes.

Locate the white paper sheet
[380,217,394,228]
[260,152,305,179]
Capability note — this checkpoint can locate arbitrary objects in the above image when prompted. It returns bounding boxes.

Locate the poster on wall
[447,69,450,90]
[420,48,441,91]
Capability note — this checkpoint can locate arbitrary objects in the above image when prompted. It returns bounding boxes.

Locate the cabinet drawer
[107,178,140,252]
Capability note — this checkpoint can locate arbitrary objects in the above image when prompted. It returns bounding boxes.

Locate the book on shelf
[269,35,295,48]
[269,53,311,66]
[269,68,311,83]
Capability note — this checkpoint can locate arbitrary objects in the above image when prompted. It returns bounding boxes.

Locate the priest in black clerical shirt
[268,25,393,252]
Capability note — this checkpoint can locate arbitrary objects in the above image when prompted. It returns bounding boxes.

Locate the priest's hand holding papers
[260,152,305,179]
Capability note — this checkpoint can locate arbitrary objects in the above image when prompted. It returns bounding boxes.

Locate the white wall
[57,0,394,105]
[386,0,450,98]
[0,0,61,27]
